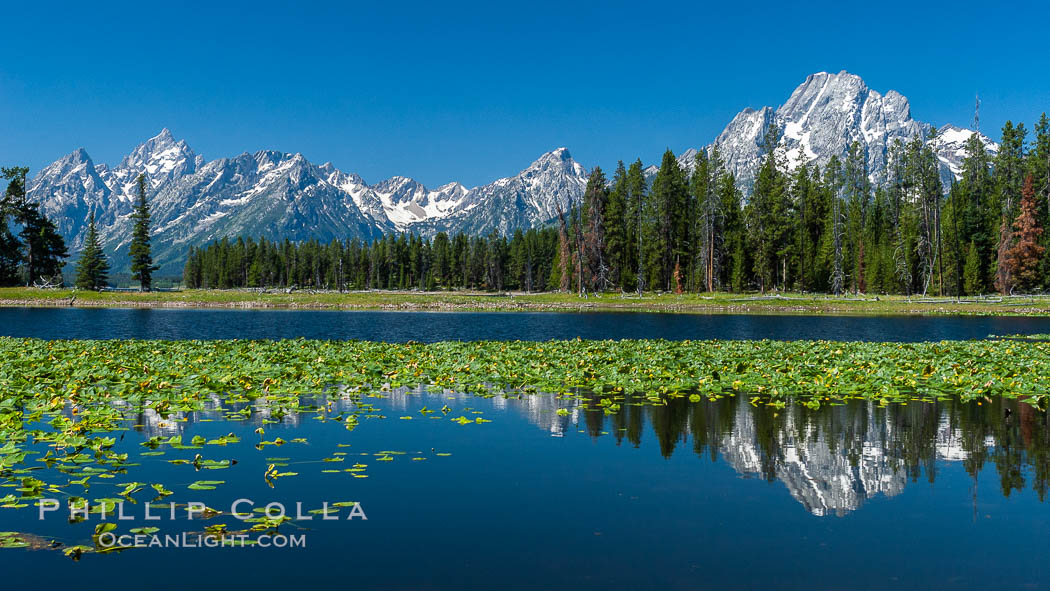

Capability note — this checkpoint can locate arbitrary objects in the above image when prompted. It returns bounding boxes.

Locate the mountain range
[27,70,997,274]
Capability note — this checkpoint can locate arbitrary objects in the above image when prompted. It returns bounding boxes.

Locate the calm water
[2,307,1050,341]
[3,391,1048,590]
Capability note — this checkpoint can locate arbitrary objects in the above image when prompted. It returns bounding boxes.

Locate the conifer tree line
[185,116,1050,296]
[0,170,157,291]
[182,229,564,291]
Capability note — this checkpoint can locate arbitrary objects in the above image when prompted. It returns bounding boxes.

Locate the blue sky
[2,0,1048,188]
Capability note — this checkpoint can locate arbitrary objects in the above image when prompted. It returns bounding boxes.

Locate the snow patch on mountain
[928,124,999,180]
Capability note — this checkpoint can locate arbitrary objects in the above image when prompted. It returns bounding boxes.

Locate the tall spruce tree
[75,209,109,290]
[993,122,1028,293]
[0,212,20,286]
[605,161,628,289]
[747,124,790,292]
[693,150,721,292]
[582,167,610,291]
[626,159,647,294]
[129,174,159,290]
[958,132,994,291]
[645,149,688,291]
[1029,113,1050,288]
[843,141,871,292]
[2,166,68,285]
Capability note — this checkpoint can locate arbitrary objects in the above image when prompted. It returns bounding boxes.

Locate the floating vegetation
[989,333,1050,341]
[0,337,1046,410]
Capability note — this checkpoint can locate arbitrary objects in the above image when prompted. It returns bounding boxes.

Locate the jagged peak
[434,181,468,193]
[137,127,183,152]
[796,70,866,89]
[68,147,94,163]
[114,127,196,177]
[538,146,572,161]
[375,175,418,188]
[730,106,774,121]
[34,148,97,178]
[524,147,578,173]
[781,71,870,117]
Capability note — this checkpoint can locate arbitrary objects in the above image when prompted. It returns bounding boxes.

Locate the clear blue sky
[2,0,1048,188]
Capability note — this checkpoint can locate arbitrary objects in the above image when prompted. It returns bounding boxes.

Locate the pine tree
[694,150,721,292]
[645,150,688,290]
[582,167,610,291]
[1004,175,1045,292]
[792,161,812,292]
[843,141,871,293]
[886,142,913,294]
[906,134,944,296]
[626,159,647,294]
[32,217,69,284]
[0,212,20,286]
[75,209,110,290]
[605,161,628,289]
[963,241,982,296]
[2,166,68,285]
[1029,113,1050,288]
[958,132,994,291]
[748,124,790,292]
[556,205,570,292]
[129,175,159,291]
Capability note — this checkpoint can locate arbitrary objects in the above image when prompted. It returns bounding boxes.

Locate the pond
[2,390,1048,590]
[2,307,1050,341]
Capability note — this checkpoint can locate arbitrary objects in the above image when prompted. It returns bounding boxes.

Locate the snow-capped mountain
[31,148,113,241]
[26,71,1001,274]
[101,127,204,197]
[28,130,587,273]
[371,176,473,229]
[928,124,999,180]
[661,71,998,190]
[426,147,589,236]
[133,150,390,268]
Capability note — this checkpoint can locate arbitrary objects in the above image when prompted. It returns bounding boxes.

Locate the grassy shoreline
[0,286,1049,316]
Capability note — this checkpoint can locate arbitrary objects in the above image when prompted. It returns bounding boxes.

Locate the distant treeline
[182,230,562,291]
[185,120,1050,295]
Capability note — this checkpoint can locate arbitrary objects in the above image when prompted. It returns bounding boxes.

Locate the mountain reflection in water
[387,390,1050,517]
[126,387,1049,518]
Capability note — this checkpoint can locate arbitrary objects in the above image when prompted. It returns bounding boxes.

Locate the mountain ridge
[26,71,998,274]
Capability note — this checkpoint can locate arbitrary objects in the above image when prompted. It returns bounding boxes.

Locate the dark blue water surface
[2,306,1050,341]
[3,392,1048,590]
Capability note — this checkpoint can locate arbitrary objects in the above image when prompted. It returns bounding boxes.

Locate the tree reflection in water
[565,394,1048,516]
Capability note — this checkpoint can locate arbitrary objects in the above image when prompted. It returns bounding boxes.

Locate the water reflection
[125,387,1049,518]
[387,390,1050,517]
